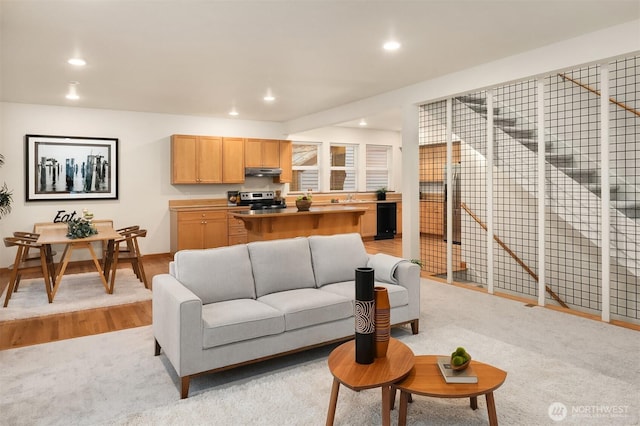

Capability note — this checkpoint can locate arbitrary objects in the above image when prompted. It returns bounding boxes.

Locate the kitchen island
[231,205,368,241]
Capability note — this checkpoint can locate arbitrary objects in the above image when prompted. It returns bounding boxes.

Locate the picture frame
[25,134,118,201]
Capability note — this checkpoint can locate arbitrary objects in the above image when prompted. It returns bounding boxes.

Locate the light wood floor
[0,238,403,350]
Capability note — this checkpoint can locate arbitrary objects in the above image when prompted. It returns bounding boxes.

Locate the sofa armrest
[391,261,421,322]
[152,273,203,376]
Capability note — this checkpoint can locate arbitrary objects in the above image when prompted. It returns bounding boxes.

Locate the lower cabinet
[227,212,248,246]
[359,203,378,238]
[171,210,228,253]
[420,201,444,236]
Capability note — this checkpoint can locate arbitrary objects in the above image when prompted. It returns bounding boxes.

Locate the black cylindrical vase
[354,267,375,364]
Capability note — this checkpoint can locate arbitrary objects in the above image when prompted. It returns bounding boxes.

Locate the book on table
[436,356,478,384]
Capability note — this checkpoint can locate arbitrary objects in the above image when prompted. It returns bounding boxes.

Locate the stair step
[467,104,500,115]
[502,127,536,139]
[561,167,599,183]
[494,116,518,127]
[521,139,553,150]
[586,184,620,194]
[545,153,573,167]
[612,201,640,219]
[456,95,486,105]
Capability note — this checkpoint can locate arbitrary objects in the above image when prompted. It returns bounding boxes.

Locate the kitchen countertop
[231,205,369,218]
[169,196,402,212]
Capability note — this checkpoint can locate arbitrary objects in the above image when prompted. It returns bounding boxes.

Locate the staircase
[455,94,639,278]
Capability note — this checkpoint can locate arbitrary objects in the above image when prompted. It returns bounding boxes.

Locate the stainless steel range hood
[244,167,282,177]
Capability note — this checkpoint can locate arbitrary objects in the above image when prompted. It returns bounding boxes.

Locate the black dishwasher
[375,202,397,240]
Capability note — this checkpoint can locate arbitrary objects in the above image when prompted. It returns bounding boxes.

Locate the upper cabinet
[245,138,280,168]
[222,137,245,183]
[171,134,291,185]
[171,135,244,184]
[172,135,222,184]
[274,140,292,183]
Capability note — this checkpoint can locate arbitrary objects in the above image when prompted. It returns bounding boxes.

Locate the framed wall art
[25,134,119,201]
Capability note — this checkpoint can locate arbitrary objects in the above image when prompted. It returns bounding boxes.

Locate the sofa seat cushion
[309,233,369,287]
[320,281,409,309]
[202,299,285,349]
[248,237,316,297]
[173,245,256,304]
[258,288,353,331]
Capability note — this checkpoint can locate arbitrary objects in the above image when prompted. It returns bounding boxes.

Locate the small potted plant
[376,187,388,201]
[66,217,98,239]
[296,193,312,211]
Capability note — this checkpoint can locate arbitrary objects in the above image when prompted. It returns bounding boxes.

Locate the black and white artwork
[26,134,118,201]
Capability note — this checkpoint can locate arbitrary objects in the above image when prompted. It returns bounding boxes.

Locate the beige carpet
[0,278,637,425]
[0,270,151,321]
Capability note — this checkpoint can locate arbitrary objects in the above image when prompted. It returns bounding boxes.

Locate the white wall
[0,104,401,266]
[0,103,286,265]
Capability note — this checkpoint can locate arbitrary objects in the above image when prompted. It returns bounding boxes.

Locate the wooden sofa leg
[181,376,190,399]
[411,319,419,335]
[154,339,161,356]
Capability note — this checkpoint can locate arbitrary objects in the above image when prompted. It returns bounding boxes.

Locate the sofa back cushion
[173,245,256,304]
[248,237,316,297]
[309,233,369,287]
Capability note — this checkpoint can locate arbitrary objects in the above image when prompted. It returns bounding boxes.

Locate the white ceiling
[1,1,638,131]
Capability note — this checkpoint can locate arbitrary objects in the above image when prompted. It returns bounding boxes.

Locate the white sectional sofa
[152,233,420,398]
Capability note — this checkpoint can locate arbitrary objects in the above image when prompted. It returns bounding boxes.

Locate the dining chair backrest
[13,231,44,262]
[108,228,149,293]
[33,222,67,233]
[3,235,53,306]
[13,231,39,241]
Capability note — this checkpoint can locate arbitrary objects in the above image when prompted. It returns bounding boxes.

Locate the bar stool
[3,235,54,306]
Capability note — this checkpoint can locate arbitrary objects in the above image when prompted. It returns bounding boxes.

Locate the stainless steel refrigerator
[443,164,461,244]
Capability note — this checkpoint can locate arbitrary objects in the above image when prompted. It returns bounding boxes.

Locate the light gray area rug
[0,279,637,425]
[0,270,151,321]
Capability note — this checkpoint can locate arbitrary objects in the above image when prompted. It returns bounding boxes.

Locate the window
[365,145,390,191]
[291,142,319,192]
[330,144,357,191]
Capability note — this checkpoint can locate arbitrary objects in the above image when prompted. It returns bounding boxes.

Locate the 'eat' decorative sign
[52,210,79,223]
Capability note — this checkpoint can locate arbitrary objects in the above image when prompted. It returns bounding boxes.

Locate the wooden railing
[461,202,568,308]
[559,73,640,118]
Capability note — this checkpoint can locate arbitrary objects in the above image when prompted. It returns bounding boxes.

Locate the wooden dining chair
[3,235,54,307]
[101,225,138,266]
[108,228,148,294]
[12,231,57,286]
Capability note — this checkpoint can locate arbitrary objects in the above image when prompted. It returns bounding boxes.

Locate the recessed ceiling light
[68,58,86,66]
[383,41,401,51]
[359,119,367,126]
[66,81,79,100]
[263,95,275,102]
[229,109,239,116]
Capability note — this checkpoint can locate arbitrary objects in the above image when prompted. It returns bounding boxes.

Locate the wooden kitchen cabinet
[227,211,248,246]
[274,140,292,183]
[171,210,228,252]
[222,137,245,183]
[420,201,444,235]
[419,142,460,183]
[171,135,222,184]
[359,203,378,238]
[245,138,280,168]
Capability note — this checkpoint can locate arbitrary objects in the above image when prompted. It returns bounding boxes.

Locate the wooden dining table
[36,221,121,301]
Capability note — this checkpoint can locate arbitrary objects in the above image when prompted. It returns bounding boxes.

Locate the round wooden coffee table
[326,338,414,426]
[393,355,507,426]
